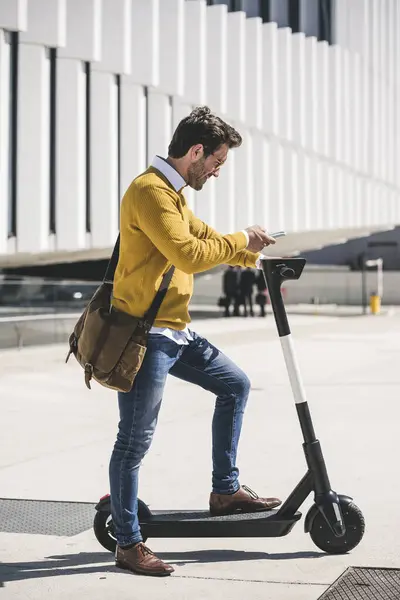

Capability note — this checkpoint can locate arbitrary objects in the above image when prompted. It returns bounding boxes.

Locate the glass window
[84,62,91,233]
[7,31,18,238]
[243,0,261,18]
[116,74,121,215]
[206,0,234,8]
[49,47,57,234]
[319,0,333,43]
[269,0,290,28]
[300,0,320,38]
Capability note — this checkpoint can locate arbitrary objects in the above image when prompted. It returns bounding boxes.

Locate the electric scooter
[93,258,365,555]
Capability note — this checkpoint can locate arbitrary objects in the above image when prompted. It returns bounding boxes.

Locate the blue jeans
[108,330,251,547]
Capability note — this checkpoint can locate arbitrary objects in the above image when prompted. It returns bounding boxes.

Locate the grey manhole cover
[0,498,96,536]
[318,567,400,599]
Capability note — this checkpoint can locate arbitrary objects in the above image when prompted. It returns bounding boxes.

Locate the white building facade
[0,0,398,267]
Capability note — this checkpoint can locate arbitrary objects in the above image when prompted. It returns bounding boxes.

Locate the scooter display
[93,258,365,555]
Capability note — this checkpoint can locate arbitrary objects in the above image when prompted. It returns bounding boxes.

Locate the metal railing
[0,277,99,349]
[0,277,99,309]
[0,312,81,350]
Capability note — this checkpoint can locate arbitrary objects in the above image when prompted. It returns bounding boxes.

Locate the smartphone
[270,230,287,239]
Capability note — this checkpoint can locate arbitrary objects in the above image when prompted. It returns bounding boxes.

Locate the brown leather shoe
[115,542,174,577]
[209,485,282,516]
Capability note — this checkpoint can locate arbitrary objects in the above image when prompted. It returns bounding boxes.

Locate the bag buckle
[84,363,93,389]
[65,336,77,363]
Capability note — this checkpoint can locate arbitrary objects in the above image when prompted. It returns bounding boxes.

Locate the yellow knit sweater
[112,167,259,329]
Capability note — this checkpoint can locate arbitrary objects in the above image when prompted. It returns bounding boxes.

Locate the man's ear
[190,144,204,161]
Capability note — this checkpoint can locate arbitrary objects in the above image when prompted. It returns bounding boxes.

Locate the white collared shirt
[152,155,186,193]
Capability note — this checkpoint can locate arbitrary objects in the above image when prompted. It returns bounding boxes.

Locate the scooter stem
[262,259,345,537]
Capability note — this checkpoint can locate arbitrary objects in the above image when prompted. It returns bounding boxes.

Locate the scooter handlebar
[262,258,306,287]
[261,259,306,337]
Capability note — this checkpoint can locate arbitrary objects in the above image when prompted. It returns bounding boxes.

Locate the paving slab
[1,312,400,598]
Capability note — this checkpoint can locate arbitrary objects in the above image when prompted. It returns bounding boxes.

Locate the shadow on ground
[0,548,325,584]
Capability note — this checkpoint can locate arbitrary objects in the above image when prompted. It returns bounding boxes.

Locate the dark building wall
[0,259,109,282]
[303,227,400,270]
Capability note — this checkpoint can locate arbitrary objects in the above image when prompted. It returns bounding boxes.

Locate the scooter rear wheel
[309,500,365,554]
[93,499,149,553]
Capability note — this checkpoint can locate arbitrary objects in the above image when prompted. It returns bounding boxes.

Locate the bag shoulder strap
[104,235,175,329]
[143,266,175,329]
[103,235,120,284]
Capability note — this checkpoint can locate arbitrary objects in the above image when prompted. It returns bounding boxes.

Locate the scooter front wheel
[93,499,149,553]
[309,499,365,554]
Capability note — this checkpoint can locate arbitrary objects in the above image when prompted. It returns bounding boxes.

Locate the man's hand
[245,225,276,253]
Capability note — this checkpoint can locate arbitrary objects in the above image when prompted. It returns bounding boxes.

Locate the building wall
[0,0,399,266]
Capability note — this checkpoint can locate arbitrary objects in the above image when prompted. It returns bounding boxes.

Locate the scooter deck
[140,509,302,538]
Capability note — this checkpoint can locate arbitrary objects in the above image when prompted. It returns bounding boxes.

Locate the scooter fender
[94,494,153,520]
[304,494,353,533]
[95,494,111,512]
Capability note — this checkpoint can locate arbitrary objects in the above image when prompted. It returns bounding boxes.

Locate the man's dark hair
[168,106,242,158]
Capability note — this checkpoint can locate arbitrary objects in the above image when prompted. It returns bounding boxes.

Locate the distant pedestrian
[255,270,268,317]
[239,267,256,317]
[222,266,239,317]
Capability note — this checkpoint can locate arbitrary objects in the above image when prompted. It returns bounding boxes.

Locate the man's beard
[187,160,208,191]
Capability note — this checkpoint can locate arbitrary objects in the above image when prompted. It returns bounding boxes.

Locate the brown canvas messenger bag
[65,234,175,393]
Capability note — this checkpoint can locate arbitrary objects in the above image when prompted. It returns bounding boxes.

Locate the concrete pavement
[1,311,400,598]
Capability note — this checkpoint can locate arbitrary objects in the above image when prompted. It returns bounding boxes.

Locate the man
[256,269,268,317]
[239,267,257,317]
[109,106,281,577]
[221,265,239,316]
